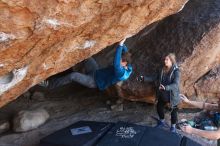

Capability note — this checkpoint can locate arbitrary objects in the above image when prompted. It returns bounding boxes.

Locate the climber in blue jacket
[39,37,132,91]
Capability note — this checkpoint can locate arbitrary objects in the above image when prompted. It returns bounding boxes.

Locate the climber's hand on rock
[119,38,127,46]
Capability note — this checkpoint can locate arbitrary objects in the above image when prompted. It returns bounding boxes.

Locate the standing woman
[138,53,181,132]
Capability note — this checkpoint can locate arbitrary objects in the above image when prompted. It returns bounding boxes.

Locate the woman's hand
[180,94,190,103]
[180,125,193,134]
[159,84,165,90]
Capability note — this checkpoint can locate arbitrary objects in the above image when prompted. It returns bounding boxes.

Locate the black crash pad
[97,122,201,146]
[40,121,114,146]
[40,120,202,146]
[139,126,182,146]
[96,121,146,146]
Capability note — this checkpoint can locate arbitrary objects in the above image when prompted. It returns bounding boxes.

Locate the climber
[180,94,220,140]
[137,53,181,133]
[39,37,132,91]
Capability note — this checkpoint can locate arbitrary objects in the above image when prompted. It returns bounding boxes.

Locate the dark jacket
[95,44,132,90]
[144,64,181,107]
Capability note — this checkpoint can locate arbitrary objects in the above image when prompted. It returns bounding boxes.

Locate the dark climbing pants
[157,98,178,124]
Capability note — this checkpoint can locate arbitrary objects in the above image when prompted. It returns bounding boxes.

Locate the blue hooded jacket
[95,44,132,90]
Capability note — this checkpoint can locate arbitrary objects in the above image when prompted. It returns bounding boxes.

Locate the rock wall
[100,0,220,103]
[0,0,188,107]
[195,65,220,99]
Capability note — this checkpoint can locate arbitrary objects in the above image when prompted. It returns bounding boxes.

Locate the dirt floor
[0,84,217,146]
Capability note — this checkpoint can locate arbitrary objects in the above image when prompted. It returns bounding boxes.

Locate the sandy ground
[0,85,217,146]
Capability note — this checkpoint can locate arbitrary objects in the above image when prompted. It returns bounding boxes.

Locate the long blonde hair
[164,53,176,72]
[167,53,176,65]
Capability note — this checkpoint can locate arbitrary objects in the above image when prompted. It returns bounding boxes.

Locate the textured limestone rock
[98,0,220,103]
[0,0,188,107]
[13,108,49,132]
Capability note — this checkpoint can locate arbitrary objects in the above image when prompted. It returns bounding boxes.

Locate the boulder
[0,0,188,107]
[13,108,49,132]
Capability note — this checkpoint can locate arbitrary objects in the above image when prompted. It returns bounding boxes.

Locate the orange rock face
[194,65,220,99]
[0,0,188,107]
